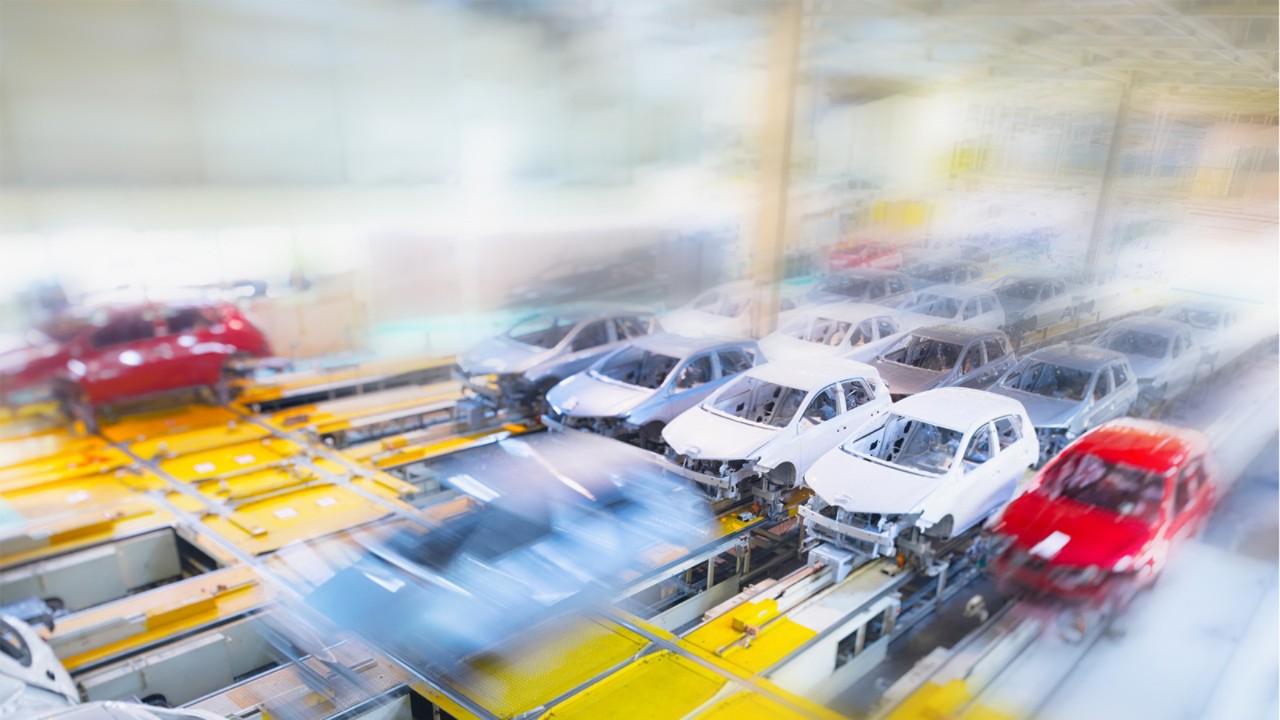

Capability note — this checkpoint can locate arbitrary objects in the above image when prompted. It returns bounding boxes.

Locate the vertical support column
[1084,78,1134,282]
[750,0,803,339]
[705,557,716,591]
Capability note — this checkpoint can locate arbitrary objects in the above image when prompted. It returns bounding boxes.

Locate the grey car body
[456,304,657,410]
[806,269,918,309]
[988,343,1138,460]
[1092,316,1200,400]
[902,259,985,290]
[992,274,1093,334]
[870,324,1016,401]
[543,333,761,446]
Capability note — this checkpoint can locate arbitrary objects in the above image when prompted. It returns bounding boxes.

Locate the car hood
[663,407,779,460]
[457,336,552,375]
[758,333,840,362]
[807,450,943,515]
[996,492,1153,568]
[547,373,652,418]
[660,310,747,338]
[989,388,1080,428]
[875,362,947,396]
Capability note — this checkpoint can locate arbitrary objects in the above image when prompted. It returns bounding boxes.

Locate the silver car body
[870,324,1017,400]
[757,302,933,363]
[805,269,918,309]
[456,303,657,407]
[1159,300,1265,370]
[991,274,1092,333]
[543,333,761,441]
[988,343,1138,458]
[1093,316,1200,400]
[902,284,1006,331]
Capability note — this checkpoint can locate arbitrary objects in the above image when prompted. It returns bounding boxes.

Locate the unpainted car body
[1159,300,1267,371]
[456,304,657,412]
[0,300,271,407]
[992,274,1093,335]
[662,357,890,511]
[1092,316,1200,402]
[988,343,1139,462]
[757,302,932,363]
[661,281,801,339]
[902,258,986,290]
[991,419,1215,603]
[543,334,761,448]
[869,324,1016,400]
[805,269,918,309]
[801,388,1039,563]
[902,284,1006,331]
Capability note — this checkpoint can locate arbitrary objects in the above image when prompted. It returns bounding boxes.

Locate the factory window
[570,321,609,351]
[675,355,713,390]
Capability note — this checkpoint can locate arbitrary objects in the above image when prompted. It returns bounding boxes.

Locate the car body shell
[661,281,802,339]
[661,357,891,498]
[456,304,658,409]
[757,302,934,363]
[902,259,986,290]
[988,343,1139,459]
[1158,300,1265,371]
[991,419,1215,602]
[543,334,761,442]
[801,388,1039,557]
[1092,316,1200,400]
[0,300,271,406]
[869,324,1017,400]
[805,269,918,309]
[902,284,1006,331]
[991,274,1092,333]
[827,241,903,271]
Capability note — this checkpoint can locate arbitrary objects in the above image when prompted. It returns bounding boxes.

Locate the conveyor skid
[234,354,456,413]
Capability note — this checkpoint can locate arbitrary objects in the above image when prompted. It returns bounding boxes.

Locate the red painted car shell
[991,418,1215,601]
[827,241,903,271]
[0,301,271,406]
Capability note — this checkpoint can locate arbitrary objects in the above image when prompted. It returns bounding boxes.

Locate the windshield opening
[707,376,806,428]
[1097,329,1169,359]
[593,347,679,389]
[883,335,962,372]
[817,276,871,299]
[845,414,963,475]
[911,294,961,320]
[1040,452,1164,523]
[507,314,576,349]
[1000,359,1091,401]
[996,279,1041,302]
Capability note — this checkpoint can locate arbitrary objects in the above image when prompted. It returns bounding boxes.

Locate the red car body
[827,241,903,271]
[991,418,1215,602]
[0,300,271,406]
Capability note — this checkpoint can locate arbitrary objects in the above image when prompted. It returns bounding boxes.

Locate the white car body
[1092,316,1200,400]
[757,302,932,363]
[660,281,802,339]
[661,357,891,508]
[1159,300,1267,370]
[902,284,1005,331]
[801,388,1039,559]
